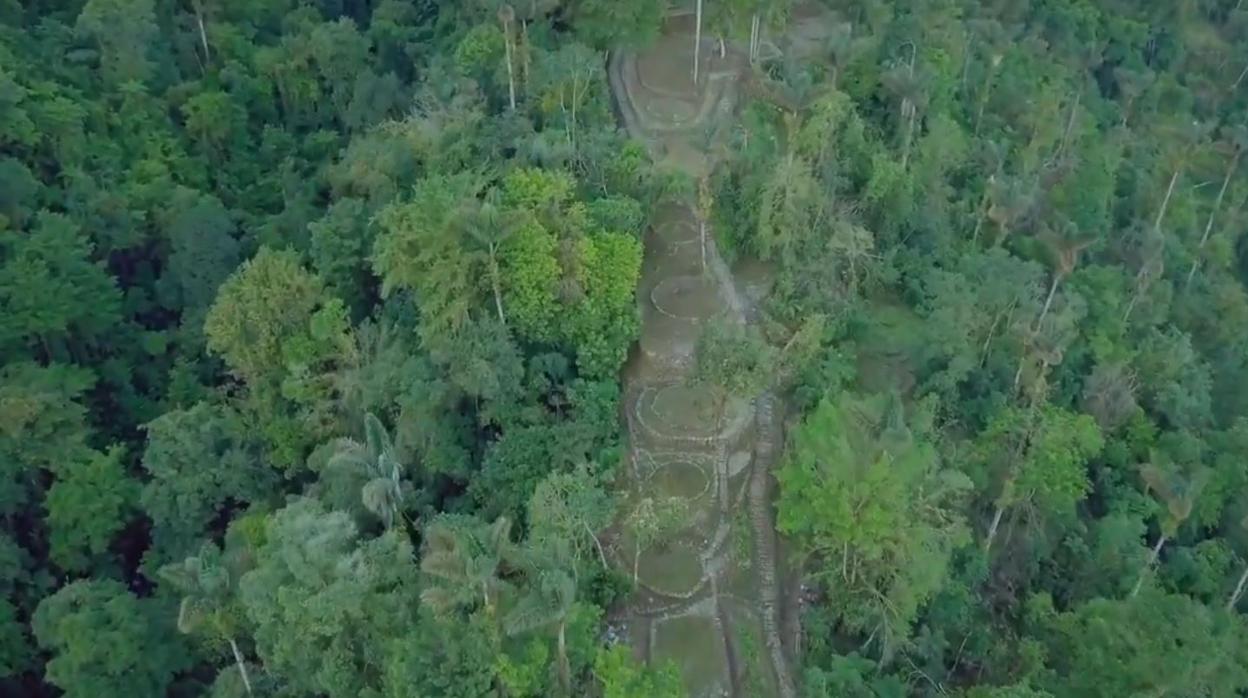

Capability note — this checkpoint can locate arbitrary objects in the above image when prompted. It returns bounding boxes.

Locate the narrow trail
[607,14,807,698]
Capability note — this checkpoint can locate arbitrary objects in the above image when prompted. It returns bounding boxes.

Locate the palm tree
[160,542,254,695]
[457,190,523,327]
[1125,119,1214,321]
[1121,222,1165,323]
[984,174,1034,248]
[420,516,514,616]
[967,18,1019,136]
[1132,462,1208,597]
[1113,65,1155,128]
[1013,217,1093,391]
[1186,123,1248,290]
[503,566,577,694]
[823,20,872,91]
[326,412,407,530]
[881,45,927,170]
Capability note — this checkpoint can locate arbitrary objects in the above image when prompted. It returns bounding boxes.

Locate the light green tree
[623,496,692,585]
[777,393,970,657]
[971,404,1103,553]
[528,465,614,570]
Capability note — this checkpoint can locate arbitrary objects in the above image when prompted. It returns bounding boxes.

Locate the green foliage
[205,247,352,465]
[45,447,137,573]
[204,247,335,389]
[382,611,499,698]
[501,219,562,342]
[0,362,93,515]
[374,173,487,343]
[1036,590,1248,696]
[593,645,684,698]
[140,402,275,565]
[32,580,187,698]
[565,231,642,377]
[239,498,418,698]
[12,0,1248,695]
[971,405,1104,517]
[0,213,121,353]
[778,394,971,656]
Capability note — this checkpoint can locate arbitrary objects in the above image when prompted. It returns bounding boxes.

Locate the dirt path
[608,17,798,698]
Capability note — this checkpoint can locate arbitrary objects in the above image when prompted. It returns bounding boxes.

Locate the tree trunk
[1037,271,1062,328]
[193,0,211,65]
[1227,564,1248,610]
[556,620,571,695]
[700,219,707,272]
[1131,534,1167,598]
[971,177,993,244]
[984,503,1006,552]
[502,19,517,111]
[585,522,608,569]
[1232,61,1248,92]
[693,0,703,84]
[973,65,996,137]
[489,245,506,326]
[1121,167,1182,324]
[1186,148,1240,290]
[901,100,916,170]
[1154,168,1181,236]
[228,637,254,696]
[1014,273,1062,390]
[633,541,641,584]
[750,14,760,63]
[521,19,531,85]
[1056,90,1081,159]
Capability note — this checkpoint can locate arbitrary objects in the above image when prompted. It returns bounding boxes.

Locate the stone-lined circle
[633,383,752,444]
[651,274,724,321]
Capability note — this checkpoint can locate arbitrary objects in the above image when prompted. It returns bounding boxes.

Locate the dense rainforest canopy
[1,0,1248,697]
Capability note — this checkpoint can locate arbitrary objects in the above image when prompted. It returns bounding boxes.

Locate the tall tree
[777,393,970,657]
[32,580,188,698]
[159,540,256,695]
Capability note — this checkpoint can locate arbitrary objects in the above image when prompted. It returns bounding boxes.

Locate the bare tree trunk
[1186,148,1240,290]
[974,65,997,137]
[984,504,1006,552]
[193,2,211,65]
[228,637,254,696]
[1119,168,1183,323]
[693,0,703,84]
[556,621,571,695]
[501,18,517,111]
[521,19,531,85]
[700,219,707,272]
[633,541,641,584]
[971,177,993,244]
[1037,271,1062,328]
[1228,564,1248,611]
[1232,61,1248,92]
[750,14,760,63]
[1132,534,1167,598]
[584,522,608,569]
[489,245,506,326]
[1154,168,1181,235]
[901,100,916,170]
[1056,90,1081,159]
